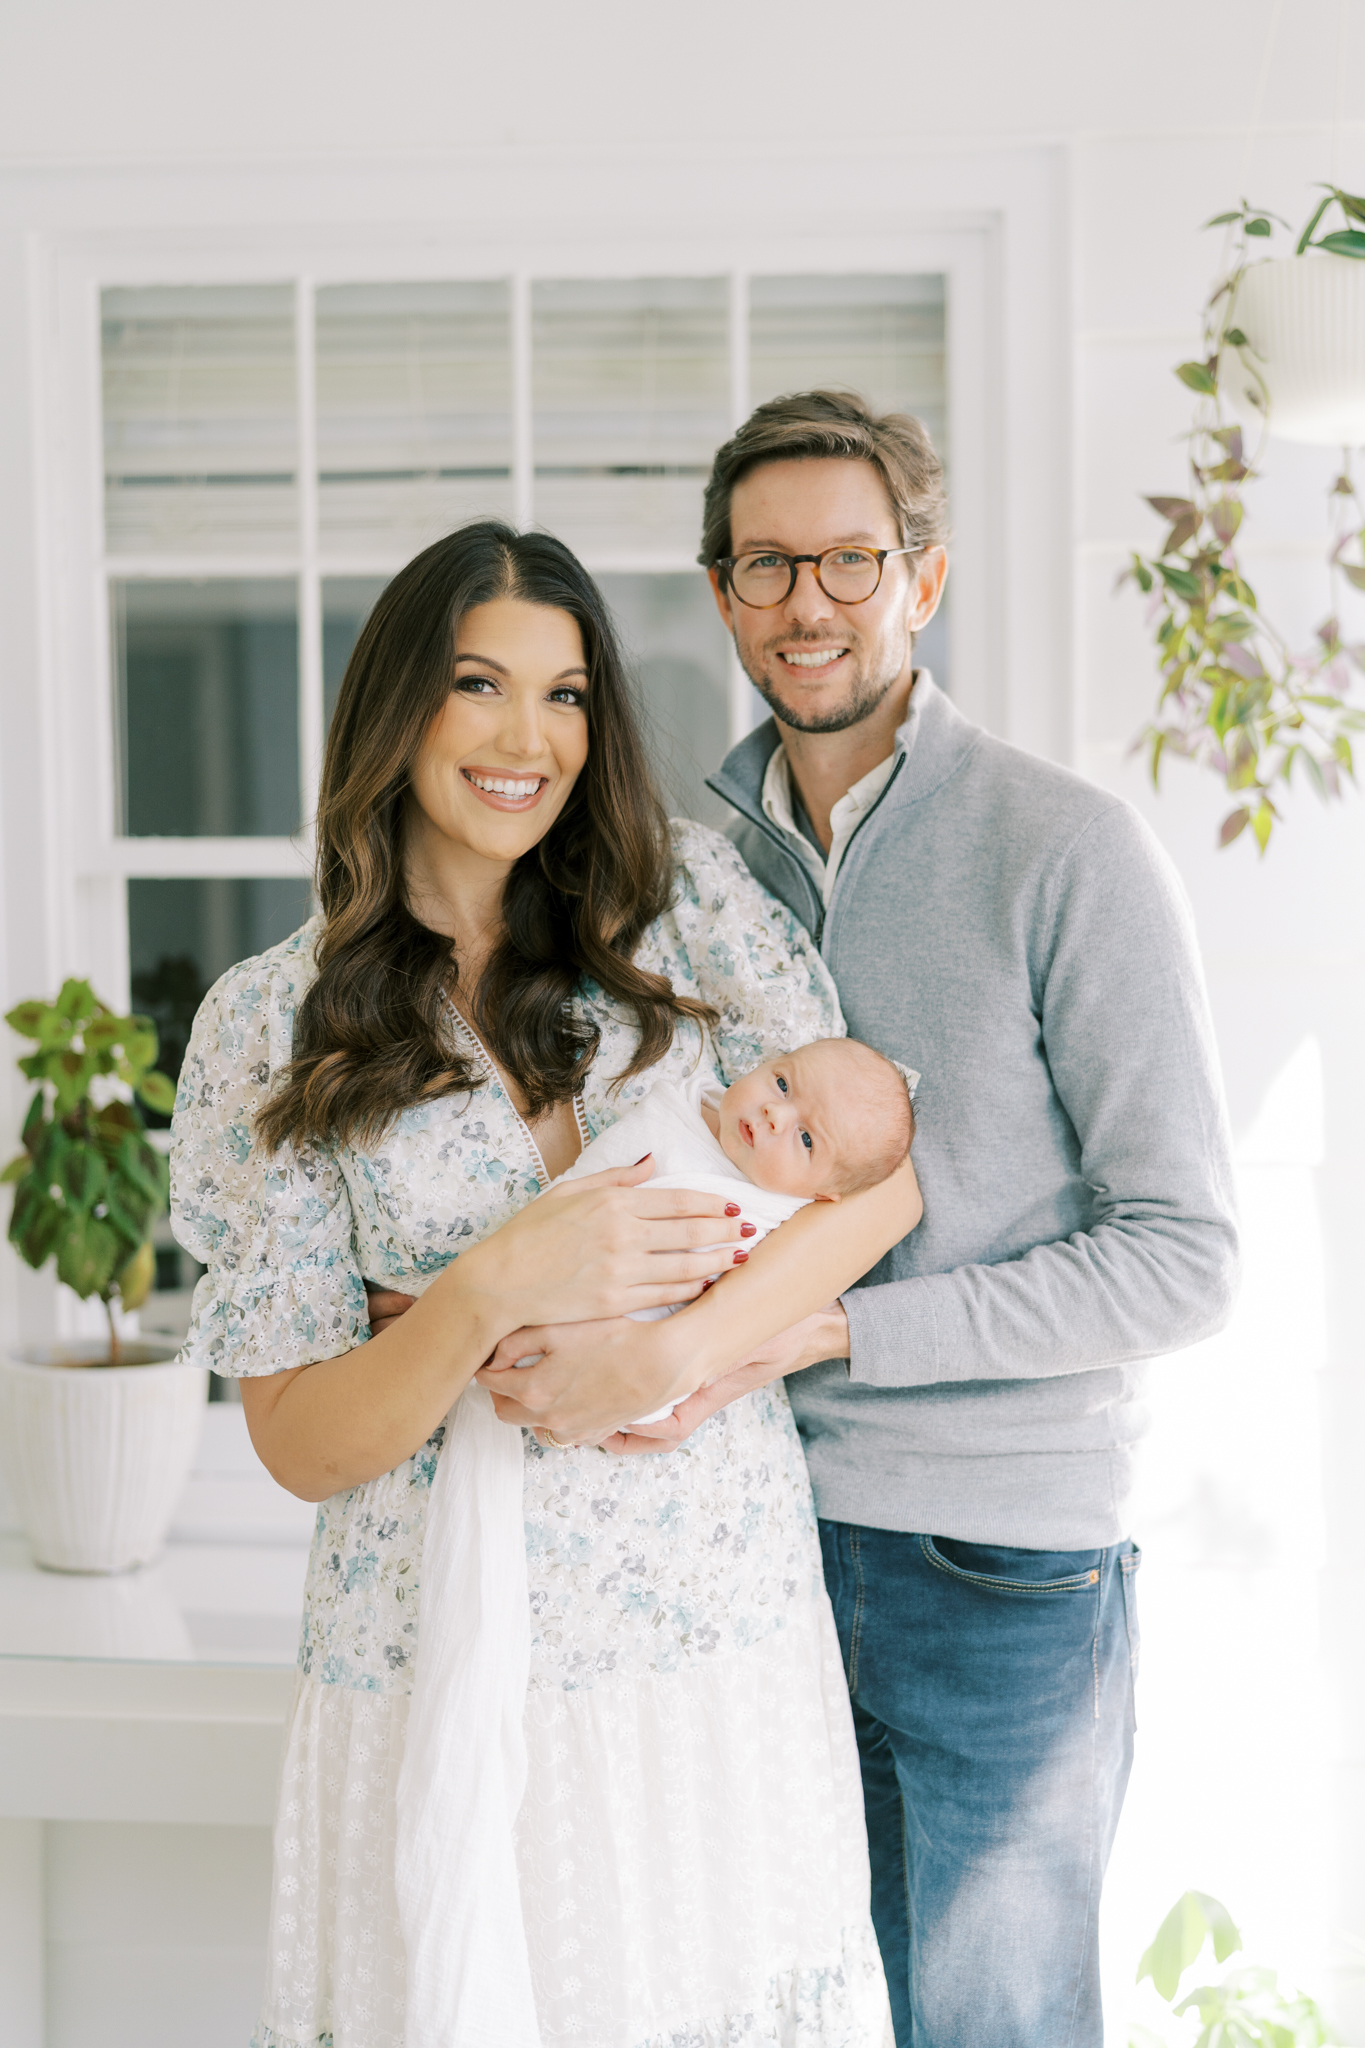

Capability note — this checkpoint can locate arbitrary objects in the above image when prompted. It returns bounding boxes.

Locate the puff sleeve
[169,927,370,1378]
[649,819,845,1085]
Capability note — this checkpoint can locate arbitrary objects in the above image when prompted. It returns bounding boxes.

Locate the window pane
[599,573,731,831]
[102,286,297,556]
[748,275,950,688]
[128,877,313,1120]
[322,575,390,731]
[748,274,947,450]
[114,579,300,836]
[532,278,729,558]
[316,283,513,560]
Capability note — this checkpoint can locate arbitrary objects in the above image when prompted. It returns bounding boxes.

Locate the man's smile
[777,646,850,672]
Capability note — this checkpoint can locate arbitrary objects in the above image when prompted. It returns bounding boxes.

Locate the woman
[171,521,919,2048]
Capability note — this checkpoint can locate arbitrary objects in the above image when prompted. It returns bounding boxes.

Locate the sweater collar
[706,671,980,833]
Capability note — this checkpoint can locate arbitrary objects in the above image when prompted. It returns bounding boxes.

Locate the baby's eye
[800,1129,812,1151]
[775,1074,788,1095]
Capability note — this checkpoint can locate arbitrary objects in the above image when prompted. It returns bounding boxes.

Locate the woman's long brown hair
[258,521,715,1154]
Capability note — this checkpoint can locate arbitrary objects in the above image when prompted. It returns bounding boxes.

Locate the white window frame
[12,151,1070,1039]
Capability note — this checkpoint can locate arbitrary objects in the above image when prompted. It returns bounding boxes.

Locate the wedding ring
[542,1430,574,1450]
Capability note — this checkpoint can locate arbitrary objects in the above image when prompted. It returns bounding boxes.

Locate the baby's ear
[812,1191,842,1204]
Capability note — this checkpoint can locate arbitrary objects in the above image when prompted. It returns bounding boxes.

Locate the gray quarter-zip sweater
[706,676,1239,1548]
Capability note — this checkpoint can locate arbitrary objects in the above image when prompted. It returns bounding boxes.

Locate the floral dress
[171,821,891,2048]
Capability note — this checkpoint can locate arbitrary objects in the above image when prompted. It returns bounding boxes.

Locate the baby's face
[716,1043,853,1199]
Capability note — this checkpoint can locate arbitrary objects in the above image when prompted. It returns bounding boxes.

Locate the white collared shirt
[760,743,898,909]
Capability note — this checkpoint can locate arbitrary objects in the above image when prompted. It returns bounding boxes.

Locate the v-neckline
[445,1001,589,1191]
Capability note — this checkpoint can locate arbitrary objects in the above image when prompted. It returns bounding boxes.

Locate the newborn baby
[548,1037,917,1423]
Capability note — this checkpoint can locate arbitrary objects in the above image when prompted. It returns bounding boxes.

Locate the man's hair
[698,388,949,571]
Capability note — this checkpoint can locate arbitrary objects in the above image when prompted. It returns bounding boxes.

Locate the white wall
[1,0,1363,2038]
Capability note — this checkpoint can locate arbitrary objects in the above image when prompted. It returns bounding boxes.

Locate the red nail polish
[739,1222,757,1238]
[634,1153,652,1165]
[732,1250,749,1264]
[724,1202,741,1217]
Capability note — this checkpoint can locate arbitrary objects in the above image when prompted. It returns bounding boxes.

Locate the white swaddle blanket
[394,1066,807,2046]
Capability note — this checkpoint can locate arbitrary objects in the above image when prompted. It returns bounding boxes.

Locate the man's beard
[742,641,902,735]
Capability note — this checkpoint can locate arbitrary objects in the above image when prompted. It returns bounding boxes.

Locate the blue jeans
[819,1523,1139,2048]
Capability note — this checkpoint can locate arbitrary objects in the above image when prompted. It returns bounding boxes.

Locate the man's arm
[843,802,1240,1390]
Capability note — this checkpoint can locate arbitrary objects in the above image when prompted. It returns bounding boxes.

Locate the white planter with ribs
[1224,252,1365,445]
[0,1344,206,1572]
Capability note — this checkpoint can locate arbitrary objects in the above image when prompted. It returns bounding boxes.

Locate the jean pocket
[1120,1542,1142,1677]
[919,1534,1104,1594]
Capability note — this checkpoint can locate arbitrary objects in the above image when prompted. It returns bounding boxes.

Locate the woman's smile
[459,766,551,811]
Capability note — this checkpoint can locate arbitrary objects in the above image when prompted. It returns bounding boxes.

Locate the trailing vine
[1118,187,1365,851]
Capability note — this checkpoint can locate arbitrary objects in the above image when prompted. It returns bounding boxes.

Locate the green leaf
[1338,189,1365,224]
[1251,803,1274,853]
[1158,562,1202,602]
[1224,326,1248,346]
[55,1214,121,1300]
[1219,809,1251,849]
[1176,361,1218,395]
[104,1181,151,1248]
[12,1184,64,1269]
[115,1132,164,1208]
[1205,210,1245,227]
[59,1142,107,1212]
[119,1016,159,1074]
[1245,217,1272,236]
[81,1014,124,1051]
[33,1121,69,1189]
[21,1090,46,1153]
[1298,190,1337,252]
[1316,230,1365,259]
[136,1070,177,1115]
[53,978,98,1024]
[50,1049,96,1117]
[1137,1893,1243,2002]
[1340,563,1365,592]
[1210,498,1244,545]
[1,1154,31,1185]
[1149,731,1166,789]
[114,1239,155,1312]
[5,999,52,1039]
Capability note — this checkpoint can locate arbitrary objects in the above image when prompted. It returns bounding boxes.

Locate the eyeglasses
[715,545,916,609]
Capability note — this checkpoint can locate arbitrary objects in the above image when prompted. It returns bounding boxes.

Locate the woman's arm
[476,1153,922,1443]
[241,1164,753,1501]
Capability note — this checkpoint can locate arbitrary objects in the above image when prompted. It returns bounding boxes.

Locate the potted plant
[1127,1889,1337,2046]
[0,980,206,1573]
[1119,187,1365,852]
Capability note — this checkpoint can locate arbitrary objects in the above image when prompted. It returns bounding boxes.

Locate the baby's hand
[365,1283,417,1339]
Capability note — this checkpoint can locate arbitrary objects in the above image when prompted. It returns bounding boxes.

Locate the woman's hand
[458,1157,751,1333]
[601,1305,849,1454]
[476,1312,688,1444]
[366,1284,416,1337]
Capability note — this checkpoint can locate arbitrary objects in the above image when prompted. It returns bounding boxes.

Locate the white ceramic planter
[1223,253,1365,446]
[0,1344,207,1573]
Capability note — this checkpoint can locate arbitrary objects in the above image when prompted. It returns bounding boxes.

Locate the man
[684,390,1238,2045]
[373,389,1239,2046]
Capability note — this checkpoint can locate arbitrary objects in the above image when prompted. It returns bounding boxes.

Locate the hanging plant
[1118,187,1365,852]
